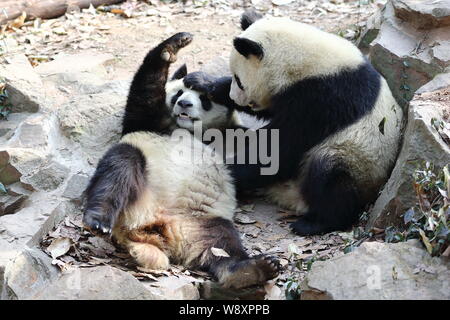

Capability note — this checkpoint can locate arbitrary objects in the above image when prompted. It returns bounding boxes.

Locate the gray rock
[358,1,450,107]
[33,266,160,300]
[35,52,115,79]
[1,247,59,300]
[0,194,27,216]
[416,72,450,94]
[300,240,450,300]
[142,275,200,300]
[58,92,125,163]
[368,88,450,229]
[392,0,450,30]
[62,174,89,200]
[23,161,69,191]
[0,54,43,113]
[200,56,230,77]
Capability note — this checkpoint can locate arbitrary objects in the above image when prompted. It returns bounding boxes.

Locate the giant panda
[224,11,404,236]
[82,32,280,289]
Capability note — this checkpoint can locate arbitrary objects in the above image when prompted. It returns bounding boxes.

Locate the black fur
[292,155,361,235]
[193,217,281,288]
[240,9,263,31]
[200,94,212,111]
[230,61,382,234]
[122,32,193,136]
[171,64,188,80]
[233,37,264,60]
[170,89,183,106]
[83,143,147,234]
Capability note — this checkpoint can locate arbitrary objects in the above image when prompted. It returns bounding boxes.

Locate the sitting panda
[223,11,404,236]
[82,32,280,289]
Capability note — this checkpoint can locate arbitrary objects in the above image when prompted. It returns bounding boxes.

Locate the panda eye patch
[200,94,212,111]
[171,89,184,105]
[234,75,244,91]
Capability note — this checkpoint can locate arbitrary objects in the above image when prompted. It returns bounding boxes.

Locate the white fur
[165,79,233,130]
[229,16,404,212]
[230,17,365,109]
[117,131,236,230]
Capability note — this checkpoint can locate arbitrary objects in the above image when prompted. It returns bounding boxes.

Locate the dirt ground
[2,0,383,299]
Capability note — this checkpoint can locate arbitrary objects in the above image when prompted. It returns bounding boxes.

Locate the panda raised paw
[160,32,193,62]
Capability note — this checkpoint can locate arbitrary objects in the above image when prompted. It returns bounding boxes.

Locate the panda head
[229,10,365,111]
[165,65,232,131]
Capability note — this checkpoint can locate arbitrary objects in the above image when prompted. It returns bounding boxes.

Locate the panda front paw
[160,32,193,62]
[83,210,113,236]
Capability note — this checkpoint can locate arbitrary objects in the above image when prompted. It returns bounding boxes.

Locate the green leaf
[0,182,6,194]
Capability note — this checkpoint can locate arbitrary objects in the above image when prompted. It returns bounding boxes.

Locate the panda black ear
[171,64,188,80]
[233,37,264,60]
[240,9,263,31]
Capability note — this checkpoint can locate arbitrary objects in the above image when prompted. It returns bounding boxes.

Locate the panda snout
[177,100,193,108]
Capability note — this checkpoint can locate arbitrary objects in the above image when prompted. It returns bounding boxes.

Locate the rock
[23,161,69,192]
[143,275,200,300]
[0,148,46,187]
[0,163,22,185]
[62,174,89,200]
[416,72,450,94]
[35,52,115,80]
[0,194,27,216]
[33,266,160,300]
[200,56,230,77]
[58,92,125,163]
[6,114,49,149]
[358,0,450,107]
[368,88,450,229]
[392,0,450,30]
[0,54,43,113]
[1,247,59,300]
[300,240,450,300]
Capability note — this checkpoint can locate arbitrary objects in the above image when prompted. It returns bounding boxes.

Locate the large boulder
[358,0,450,107]
[0,54,43,113]
[33,266,160,300]
[300,240,450,300]
[1,248,59,300]
[368,87,450,229]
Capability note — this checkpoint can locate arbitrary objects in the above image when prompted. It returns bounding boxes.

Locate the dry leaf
[418,229,433,254]
[264,281,283,300]
[47,237,72,259]
[240,204,255,212]
[10,12,27,29]
[234,213,256,224]
[211,247,230,258]
[272,0,294,5]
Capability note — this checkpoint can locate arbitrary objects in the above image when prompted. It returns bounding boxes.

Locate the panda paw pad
[161,32,193,62]
[253,254,282,280]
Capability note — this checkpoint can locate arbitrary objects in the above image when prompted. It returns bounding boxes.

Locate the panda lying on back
[222,11,404,236]
[82,33,280,289]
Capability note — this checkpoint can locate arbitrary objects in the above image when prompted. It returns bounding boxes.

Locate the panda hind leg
[193,218,281,289]
[216,255,281,289]
[82,143,147,236]
[291,154,362,236]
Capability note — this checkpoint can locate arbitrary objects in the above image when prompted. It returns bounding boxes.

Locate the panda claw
[83,210,113,236]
